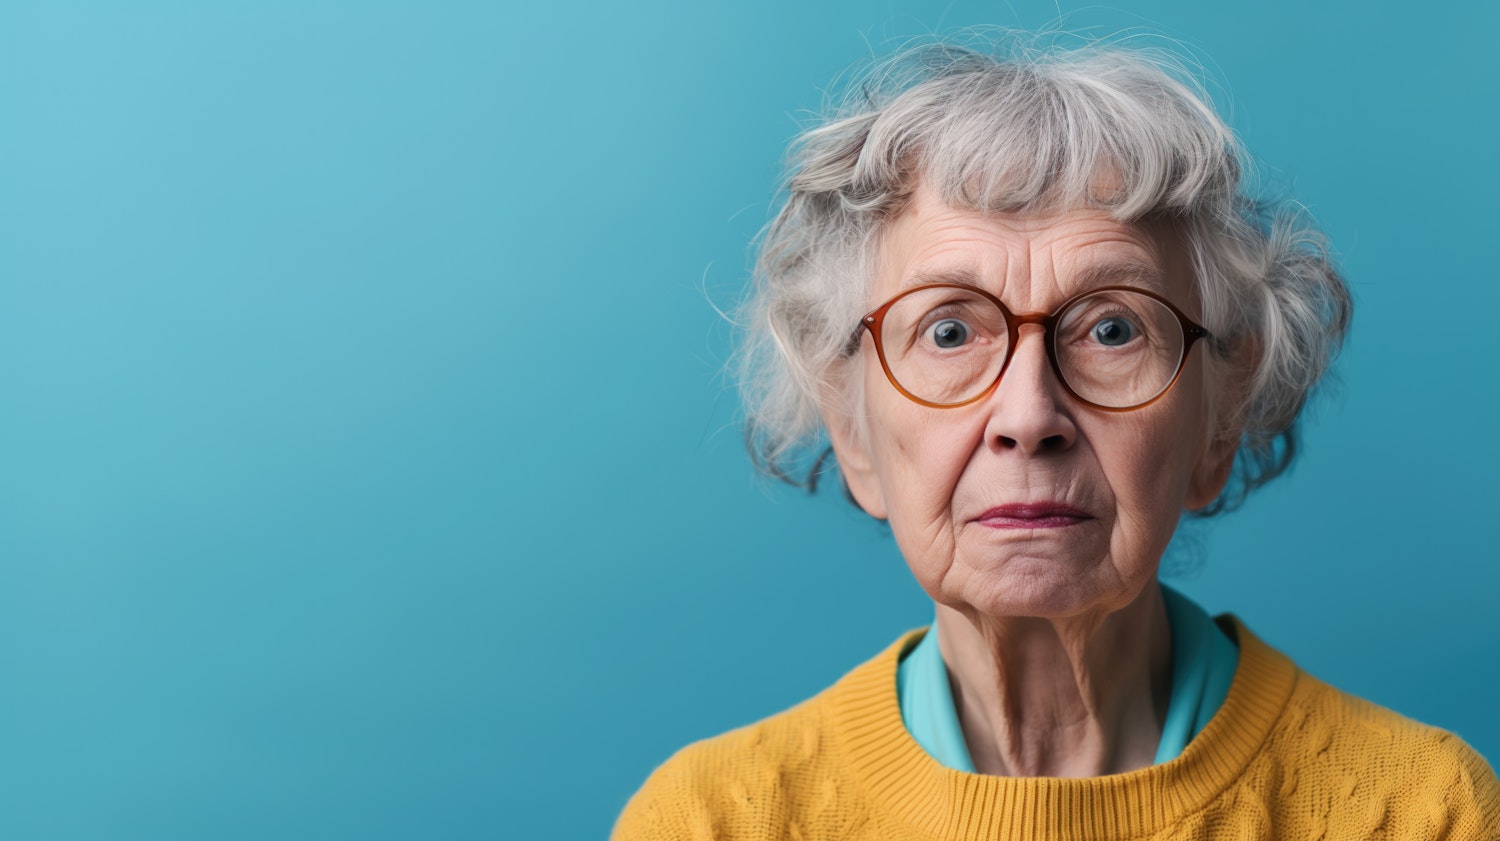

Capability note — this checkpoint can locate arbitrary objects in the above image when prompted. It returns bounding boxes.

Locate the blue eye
[928,319,971,348]
[1091,317,1136,346]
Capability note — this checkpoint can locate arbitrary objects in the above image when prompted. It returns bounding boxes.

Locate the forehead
[874,185,1191,309]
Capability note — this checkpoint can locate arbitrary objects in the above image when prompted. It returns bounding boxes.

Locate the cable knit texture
[613,619,1500,840]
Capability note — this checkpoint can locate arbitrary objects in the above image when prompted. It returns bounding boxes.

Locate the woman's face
[826,185,1237,621]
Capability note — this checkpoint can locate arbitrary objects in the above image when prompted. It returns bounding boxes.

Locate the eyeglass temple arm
[842,318,873,357]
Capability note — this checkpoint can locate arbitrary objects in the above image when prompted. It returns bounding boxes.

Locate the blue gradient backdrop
[1,2,1495,839]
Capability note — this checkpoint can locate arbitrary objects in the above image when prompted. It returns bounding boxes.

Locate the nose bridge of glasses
[1000,315,1064,388]
[1008,312,1061,358]
[1010,310,1054,334]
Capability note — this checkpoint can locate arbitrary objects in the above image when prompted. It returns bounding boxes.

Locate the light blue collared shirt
[896,584,1238,771]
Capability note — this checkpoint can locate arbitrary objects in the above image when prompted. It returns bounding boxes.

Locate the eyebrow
[1071,261,1171,296]
[899,261,1172,300]
[901,268,982,290]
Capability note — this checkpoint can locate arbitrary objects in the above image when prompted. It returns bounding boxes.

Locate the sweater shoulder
[611,645,899,841]
[1289,668,1493,764]
[610,703,830,840]
[1275,670,1500,836]
[638,689,838,792]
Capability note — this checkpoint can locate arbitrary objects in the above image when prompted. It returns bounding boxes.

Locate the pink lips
[975,503,1093,530]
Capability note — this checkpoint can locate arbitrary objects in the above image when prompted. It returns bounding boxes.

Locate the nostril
[994,433,1068,452]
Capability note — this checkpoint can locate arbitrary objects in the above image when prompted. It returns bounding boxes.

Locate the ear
[1186,334,1257,511]
[1186,429,1237,511]
[819,396,888,521]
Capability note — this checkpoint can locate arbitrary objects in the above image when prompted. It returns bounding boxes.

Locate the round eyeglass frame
[853,282,1213,412]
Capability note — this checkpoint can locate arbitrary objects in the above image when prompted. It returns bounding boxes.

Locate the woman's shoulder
[611,632,918,841]
[1285,663,1497,787]
[1235,618,1493,766]
[625,687,840,799]
[1229,619,1500,836]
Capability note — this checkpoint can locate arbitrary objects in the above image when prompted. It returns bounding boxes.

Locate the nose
[983,325,1077,455]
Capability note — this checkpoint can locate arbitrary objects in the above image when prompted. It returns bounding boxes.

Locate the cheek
[1099,405,1206,567]
[867,405,974,522]
[861,393,980,587]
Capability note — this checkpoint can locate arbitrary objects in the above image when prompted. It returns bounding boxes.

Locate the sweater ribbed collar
[827,617,1297,840]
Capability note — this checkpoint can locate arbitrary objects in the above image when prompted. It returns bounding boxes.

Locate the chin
[940,561,1129,621]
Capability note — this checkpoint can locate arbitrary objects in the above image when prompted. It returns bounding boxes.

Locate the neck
[934,582,1172,777]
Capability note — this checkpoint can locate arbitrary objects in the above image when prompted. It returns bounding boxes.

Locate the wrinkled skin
[823,184,1241,776]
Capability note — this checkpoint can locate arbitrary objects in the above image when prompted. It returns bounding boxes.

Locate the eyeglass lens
[876,287,1188,408]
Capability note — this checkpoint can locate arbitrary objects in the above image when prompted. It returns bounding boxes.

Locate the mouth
[974,503,1093,530]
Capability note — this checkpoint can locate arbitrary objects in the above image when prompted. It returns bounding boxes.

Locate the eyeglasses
[853,283,1212,411]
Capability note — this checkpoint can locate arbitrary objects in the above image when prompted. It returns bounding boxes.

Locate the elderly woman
[615,38,1500,840]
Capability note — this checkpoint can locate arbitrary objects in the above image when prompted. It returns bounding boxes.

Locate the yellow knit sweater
[614,620,1500,840]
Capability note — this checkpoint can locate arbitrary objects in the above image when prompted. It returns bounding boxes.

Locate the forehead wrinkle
[1068,261,1171,297]
[875,189,1182,309]
[890,260,1170,309]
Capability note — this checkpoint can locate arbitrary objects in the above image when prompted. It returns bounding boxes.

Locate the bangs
[849,53,1239,220]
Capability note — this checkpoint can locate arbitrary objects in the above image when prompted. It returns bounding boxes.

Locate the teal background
[1,2,1495,838]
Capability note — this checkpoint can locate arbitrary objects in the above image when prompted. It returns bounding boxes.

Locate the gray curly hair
[738,36,1352,516]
